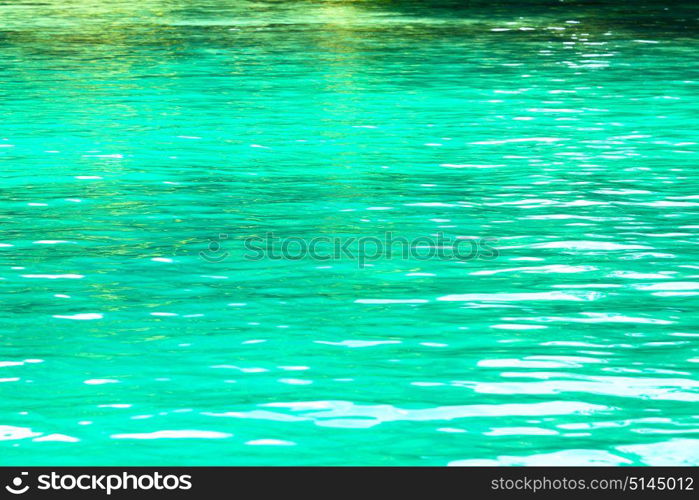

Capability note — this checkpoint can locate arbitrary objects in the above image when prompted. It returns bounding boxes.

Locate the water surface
[1,0,698,465]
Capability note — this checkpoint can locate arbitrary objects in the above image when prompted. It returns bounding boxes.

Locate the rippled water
[1,0,699,465]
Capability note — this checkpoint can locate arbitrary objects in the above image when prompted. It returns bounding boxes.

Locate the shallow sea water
[1,0,699,465]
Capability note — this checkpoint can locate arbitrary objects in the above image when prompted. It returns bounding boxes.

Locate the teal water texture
[1,0,699,465]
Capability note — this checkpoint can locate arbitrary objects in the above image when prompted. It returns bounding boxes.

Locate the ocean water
[1,0,698,466]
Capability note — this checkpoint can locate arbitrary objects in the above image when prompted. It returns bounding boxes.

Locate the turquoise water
[1,0,699,465]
